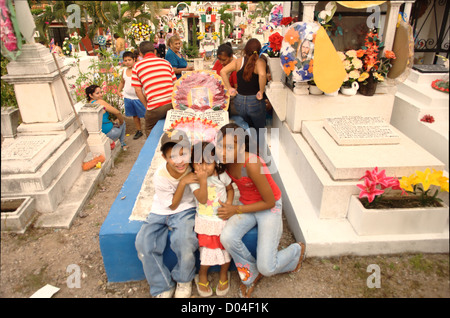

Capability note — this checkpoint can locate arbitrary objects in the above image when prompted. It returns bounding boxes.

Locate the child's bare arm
[169,172,198,210]
[225,183,234,205]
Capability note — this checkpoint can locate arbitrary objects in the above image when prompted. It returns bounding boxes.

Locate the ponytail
[241,39,261,82]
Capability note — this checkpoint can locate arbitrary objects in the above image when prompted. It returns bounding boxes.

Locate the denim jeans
[234,94,267,151]
[220,199,301,286]
[106,122,126,147]
[135,207,198,296]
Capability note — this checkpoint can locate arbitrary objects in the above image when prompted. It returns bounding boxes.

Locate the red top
[227,155,281,205]
[212,60,237,89]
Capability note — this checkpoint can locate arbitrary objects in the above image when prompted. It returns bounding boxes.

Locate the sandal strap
[197,281,210,288]
[218,280,228,286]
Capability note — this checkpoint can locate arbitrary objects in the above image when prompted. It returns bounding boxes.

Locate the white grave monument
[1,2,112,230]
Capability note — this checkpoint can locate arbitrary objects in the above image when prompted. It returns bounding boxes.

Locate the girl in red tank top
[216,123,306,298]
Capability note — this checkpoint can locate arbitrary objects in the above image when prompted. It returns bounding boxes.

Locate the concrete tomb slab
[302,120,445,181]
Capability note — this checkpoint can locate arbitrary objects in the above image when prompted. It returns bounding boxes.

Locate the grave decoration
[1,0,23,60]
[280,22,346,94]
[357,28,396,96]
[357,167,448,209]
[172,70,229,111]
[167,70,229,144]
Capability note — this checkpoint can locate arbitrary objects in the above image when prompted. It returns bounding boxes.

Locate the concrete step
[397,78,449,108]
[391,93,449,171]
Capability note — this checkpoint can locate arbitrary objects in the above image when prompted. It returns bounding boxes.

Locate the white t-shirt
[150,162,196,215]
[122,68,139,100]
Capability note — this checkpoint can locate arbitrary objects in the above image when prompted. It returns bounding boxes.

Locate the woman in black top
[220,38,267,151]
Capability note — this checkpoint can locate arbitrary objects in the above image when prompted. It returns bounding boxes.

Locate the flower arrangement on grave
[316,1,343,38]
[1,0,24,61]
[70,32,81,47]
[420,114,435,123]
[197,32,206,40]
[280,17,293,27]
[357,167,448,209]
[337,50,363,87]
[357,28,396,85]
[211,32,219,41]
[128,23,153,43]
[62,37,72,56]
[266,32,283,57]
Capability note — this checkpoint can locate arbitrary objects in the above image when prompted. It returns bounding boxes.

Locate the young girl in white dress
[189,141,234,297]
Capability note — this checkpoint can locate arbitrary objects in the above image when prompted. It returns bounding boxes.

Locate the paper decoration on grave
[168,116,220,144]
[269,4,283,26]
[387,19,414,81]
[280,22,319,82]
[311,26,347,93]
[172,70,229,111]
[0,0,23,60]
[336,1,386,9]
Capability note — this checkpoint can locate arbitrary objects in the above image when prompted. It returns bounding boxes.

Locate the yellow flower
[358,72,369,82]
[373,72,385,82]
[415,168,439,191]
[431,169,449,192]
[399,173,417,192]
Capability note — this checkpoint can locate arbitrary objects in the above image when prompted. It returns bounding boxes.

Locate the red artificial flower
[280,17,293,26]
[420,114,435,123]
[269,32,283,52]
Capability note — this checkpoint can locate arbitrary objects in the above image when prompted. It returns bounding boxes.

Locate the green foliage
[182,42,199,59]
[67,49,123,112]
[1,55,18,108]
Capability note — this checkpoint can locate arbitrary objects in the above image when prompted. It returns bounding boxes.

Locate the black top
[237,58,259,96]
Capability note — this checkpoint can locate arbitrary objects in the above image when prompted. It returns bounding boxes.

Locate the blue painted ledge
[99,119,257,283]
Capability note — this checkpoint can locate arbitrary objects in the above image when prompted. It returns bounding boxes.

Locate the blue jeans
[234,94,267,151]
[220,199,301,286]
[106,122,126,147]
[135,208,198,296]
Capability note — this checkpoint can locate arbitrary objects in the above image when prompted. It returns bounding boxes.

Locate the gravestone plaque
[324,116,401,145]
[1,136,52,160]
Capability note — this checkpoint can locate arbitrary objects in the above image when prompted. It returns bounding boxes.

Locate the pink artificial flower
[360,167,390,188]
[357,177,385,203]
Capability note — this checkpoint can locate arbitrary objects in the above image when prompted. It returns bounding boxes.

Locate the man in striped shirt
[132,41,176,137]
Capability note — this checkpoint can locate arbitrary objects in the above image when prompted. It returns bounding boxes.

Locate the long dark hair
[85,84,100,102]
[190,141,225,175]
[242,38,261,82]
[216,122,258,169]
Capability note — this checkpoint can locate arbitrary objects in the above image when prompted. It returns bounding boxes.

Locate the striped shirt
[131,52,176,110]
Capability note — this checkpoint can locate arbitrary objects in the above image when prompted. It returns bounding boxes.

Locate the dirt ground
[1,117,449,299]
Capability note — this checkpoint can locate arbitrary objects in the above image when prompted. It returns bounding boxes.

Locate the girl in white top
[189,141,234,297]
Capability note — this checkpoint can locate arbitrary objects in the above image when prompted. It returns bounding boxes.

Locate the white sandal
[215,272,230,296]
[194,274,213,297]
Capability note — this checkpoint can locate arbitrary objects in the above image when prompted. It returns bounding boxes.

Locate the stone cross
[14,0,36,44]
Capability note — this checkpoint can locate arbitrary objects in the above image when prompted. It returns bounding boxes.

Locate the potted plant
[338,50,362,95]
[357,29,396,96]
[347,167,449,236]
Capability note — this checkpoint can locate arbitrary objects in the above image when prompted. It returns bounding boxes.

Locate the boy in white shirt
[135,129,198,298]
[118,51,146,139]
